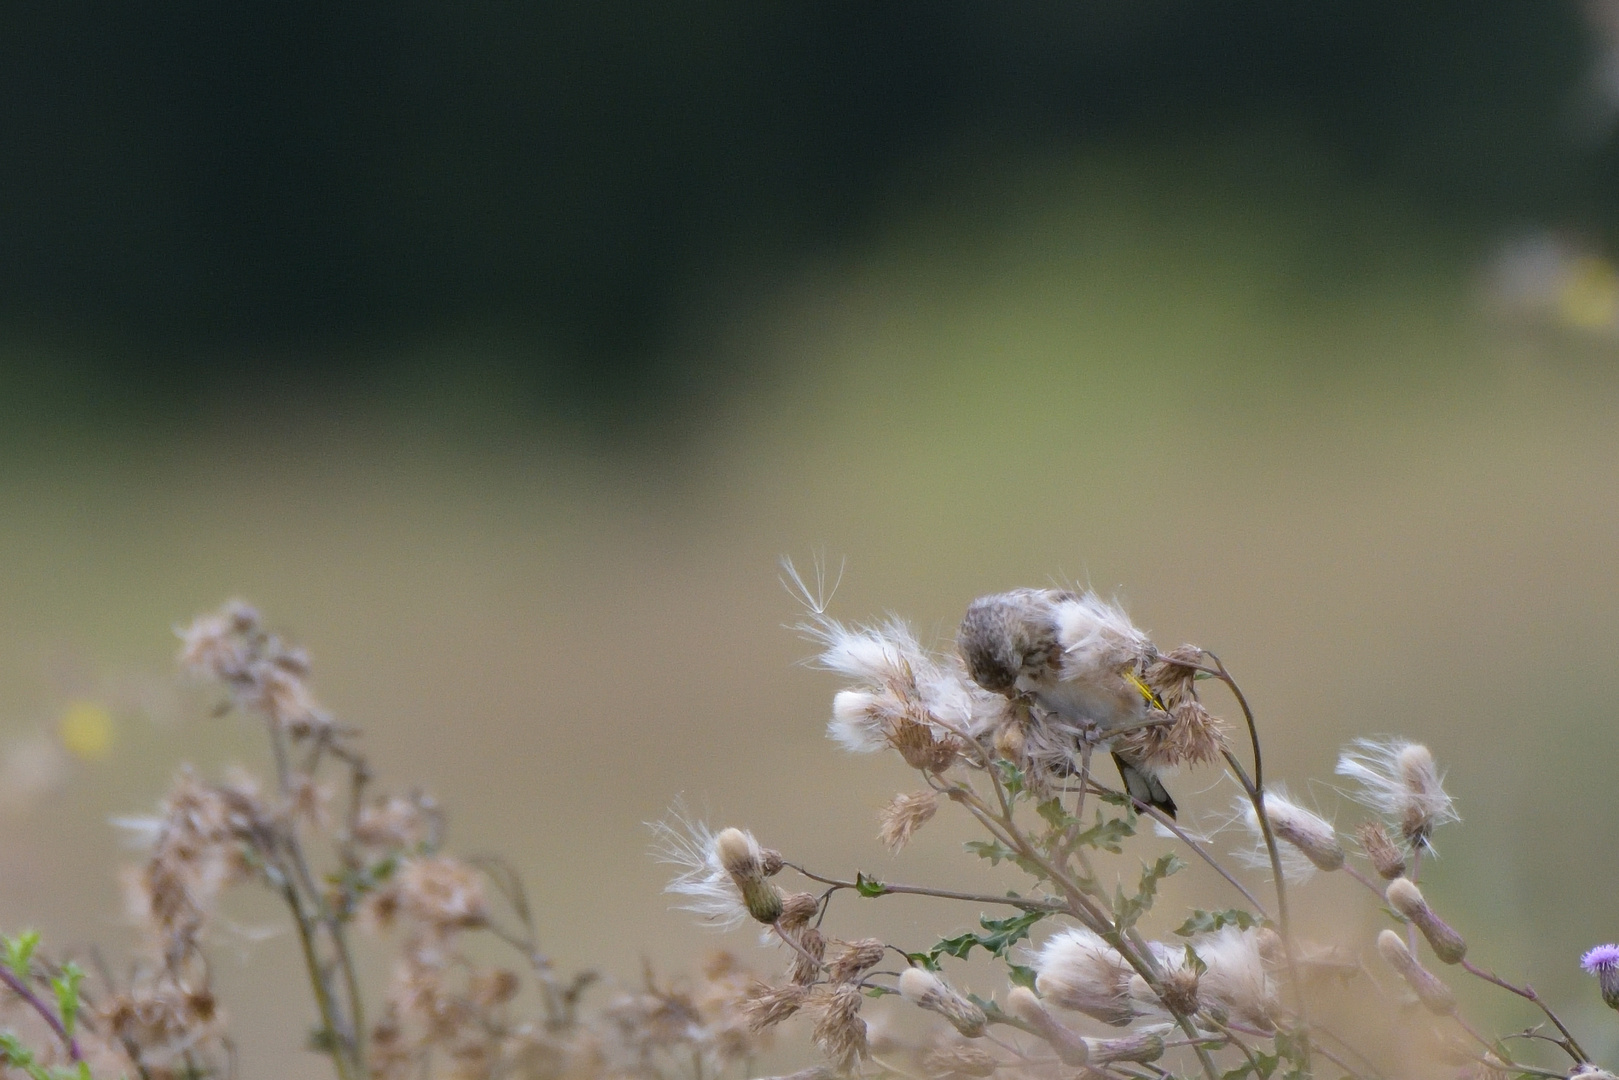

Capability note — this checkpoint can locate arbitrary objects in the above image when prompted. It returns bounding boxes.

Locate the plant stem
[0,966,80,1062]
[782,865,1065,912]
[1459,960,1588,1063]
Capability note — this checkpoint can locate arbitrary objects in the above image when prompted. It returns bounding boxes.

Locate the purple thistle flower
[1582,944,1619,1010]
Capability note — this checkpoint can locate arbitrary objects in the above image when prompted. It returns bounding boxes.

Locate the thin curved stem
[780,864,1065,912]
[1081,778,1272,920]
[1459,960,1588,1063]
[1203,650,1311,1071]
[0,966,81,1062]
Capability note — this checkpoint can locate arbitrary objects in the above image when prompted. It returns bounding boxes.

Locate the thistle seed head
[1337,738,1458,848]
[1260,790,1345,873]
[1033,927,1137,1026]
[898,967,987,1038]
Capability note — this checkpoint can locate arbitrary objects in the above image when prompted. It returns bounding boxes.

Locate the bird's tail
[1111,751,1177,818]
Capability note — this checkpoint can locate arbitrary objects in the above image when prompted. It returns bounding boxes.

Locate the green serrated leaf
[965,840,1016,866]
[1182,944,1208,977]
[963,840,1049,881]
[1035,798,1075,831]
[976,911,1046,956]
[1174,908,1260,937]
[903,951,942,971]
[4,930,40,980]
[864,986,895,998]
[992,760,1026,798]
[934,932,980,960]
[1006,963,1038,990]
[1072,814,1135,853]
[1114,852,1185,929]
[50,963,84,1039]
[0,1032,50,1080]
[854,872,887,898]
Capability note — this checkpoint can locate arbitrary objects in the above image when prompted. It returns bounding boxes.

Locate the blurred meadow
[4,3,1619,1075]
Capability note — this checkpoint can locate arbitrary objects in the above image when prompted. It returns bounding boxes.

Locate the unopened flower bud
[1580,944,1619,1011]
[715,827,784,924]
[1006,986,1088,1066]
[1569,1066,1619,1080]
[1386,878,1466,964]
[1356,822,1407,880]
[899,967,987,1038]
[1087,1031,1166,1065]
[1377,929,1456,1015]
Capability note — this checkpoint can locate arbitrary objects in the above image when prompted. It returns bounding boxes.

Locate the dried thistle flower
[1143,645,1204,708]
[777,892,820,932]
[398,855,489,932]
[827,938,885,984]
[715,827,785,924]
[788,927,826,986]
[1355,821,1407,880]
[1337,738,1458,848]
[898,967,986,1038]
[1377,929,1456,1015]
[1386,878,1466,964]
[743,983,809,1030]
[354,791,439,849]
[1032,928,1136,1026]
[1117,698,1229,770]
[810,984,868,1071]
[921,1039,999,1078]
[1005,986,1088,1066]
[1581,944,1619,1010]
[878,790,938,853]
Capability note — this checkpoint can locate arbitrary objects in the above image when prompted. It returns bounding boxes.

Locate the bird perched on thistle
[957,588,1178,816]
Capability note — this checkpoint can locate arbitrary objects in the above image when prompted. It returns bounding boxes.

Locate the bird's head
[957,590,1060,695]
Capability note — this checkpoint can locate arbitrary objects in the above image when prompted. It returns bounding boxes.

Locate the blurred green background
[3,2,1619,1074]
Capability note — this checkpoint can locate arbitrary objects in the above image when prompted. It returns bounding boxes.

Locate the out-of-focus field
[2,154,1618,1074]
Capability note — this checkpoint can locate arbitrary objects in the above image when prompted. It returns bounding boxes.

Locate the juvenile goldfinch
[957,588,1176,816]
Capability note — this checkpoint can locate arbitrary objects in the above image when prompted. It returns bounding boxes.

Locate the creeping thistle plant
[0,603,780,1080]
[656,565,1611,1080]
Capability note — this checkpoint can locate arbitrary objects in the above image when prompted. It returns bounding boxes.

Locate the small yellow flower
[58,701,114,760]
